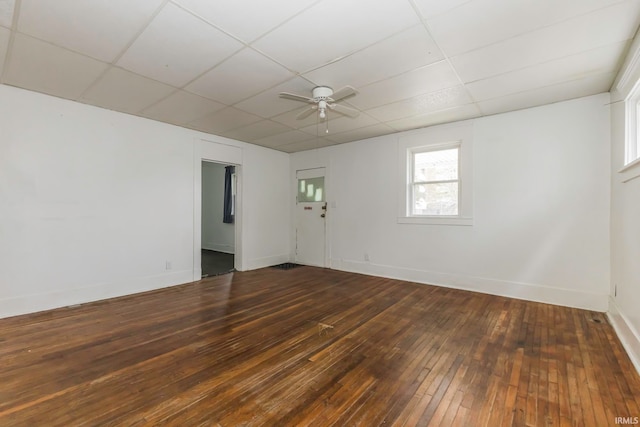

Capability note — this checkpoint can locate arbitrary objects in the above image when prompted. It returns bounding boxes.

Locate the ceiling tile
[117,3,243,86]
[366,86,472,122]
[0,0,14,28]
[428,0,627,57]
[0,26,9,76]
[451,1,640,83]
[386,104,481,132]
[350,61,461,110]
[4,34,108,100]
[224,119,290,142]
[80,67,175,114]
[478,71,615,116]
[187,107,262,135]
[413,0,473,18]
[141,90,226,125]
[299,112,379,136]
[253,130,314,148]
[466,41,627,102]
[277,138,336,153]
[252,0,419,73]
[302,25,443,90]
[173,0,317,42]
[234,77,317,119]
[324,123,397,144]
[270,105,327,129]
[186,48,295,105]
[18,0,164,62]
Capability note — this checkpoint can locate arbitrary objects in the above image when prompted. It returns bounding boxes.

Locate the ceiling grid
[0,0,637,152]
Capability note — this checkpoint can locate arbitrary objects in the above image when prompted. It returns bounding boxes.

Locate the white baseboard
[242,253,290,271]
[332,258,608,312]
[1,251,291,318]
[0,270,193,319]
[607,297,640,376]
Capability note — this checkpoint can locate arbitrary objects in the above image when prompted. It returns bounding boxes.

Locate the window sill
[397,216,473,226]
[619,157,640,183]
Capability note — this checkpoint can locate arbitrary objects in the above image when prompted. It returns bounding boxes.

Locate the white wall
[608,32,640,373]
[291,94,611,312]
[0,84,290,318]
[201,161,234,254]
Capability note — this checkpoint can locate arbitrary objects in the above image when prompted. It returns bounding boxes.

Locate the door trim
[193,138,243,281]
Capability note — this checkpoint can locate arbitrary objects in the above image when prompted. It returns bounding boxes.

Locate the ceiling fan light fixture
[318,99,327,119]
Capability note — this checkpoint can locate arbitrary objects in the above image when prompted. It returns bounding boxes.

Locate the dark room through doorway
[201,161,235,277]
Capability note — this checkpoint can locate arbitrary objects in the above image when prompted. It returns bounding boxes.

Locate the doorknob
[321,213,326,218]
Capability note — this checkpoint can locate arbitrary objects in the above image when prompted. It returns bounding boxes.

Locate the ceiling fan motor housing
[312,86,333,100]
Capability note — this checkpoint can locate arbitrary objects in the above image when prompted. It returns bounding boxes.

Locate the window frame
[624,79,640,167]
[409,143,461,217]
[398,122,473,226]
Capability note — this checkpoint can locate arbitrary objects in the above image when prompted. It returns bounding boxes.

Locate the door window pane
[298,177,325,202]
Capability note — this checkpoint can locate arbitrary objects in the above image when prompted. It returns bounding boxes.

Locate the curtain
[223,166,235,223]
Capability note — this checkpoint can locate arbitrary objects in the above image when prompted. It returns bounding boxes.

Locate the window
[626,81,640,166]
[298,177,325,202]
[410,145,459,216]
[398,123,473,225]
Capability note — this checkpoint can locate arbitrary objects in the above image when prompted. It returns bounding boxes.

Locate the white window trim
[624,78,640,166]
[397,122,473,226]
[409,142,461,216]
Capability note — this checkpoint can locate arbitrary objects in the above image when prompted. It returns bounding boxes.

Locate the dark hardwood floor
[0,267,638,426]
[201,249,234,277]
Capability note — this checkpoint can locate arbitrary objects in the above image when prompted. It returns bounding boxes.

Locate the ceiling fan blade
[296,106,317,119]
[328,103,360,118]
[279,92,314,103]
[329,86,358,102]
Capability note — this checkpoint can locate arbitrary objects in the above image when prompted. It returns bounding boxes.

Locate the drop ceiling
[0,0,638,153]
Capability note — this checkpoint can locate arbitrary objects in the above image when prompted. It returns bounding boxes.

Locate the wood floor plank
[0,267,638,426]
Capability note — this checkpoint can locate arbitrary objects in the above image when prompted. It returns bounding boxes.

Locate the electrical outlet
[166,261,172,270]
[364,253,370,262]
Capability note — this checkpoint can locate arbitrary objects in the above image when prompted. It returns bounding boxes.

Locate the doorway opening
[201,161,236,277]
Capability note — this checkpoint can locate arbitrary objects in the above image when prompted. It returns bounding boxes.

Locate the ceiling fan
[279,86,360,120]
